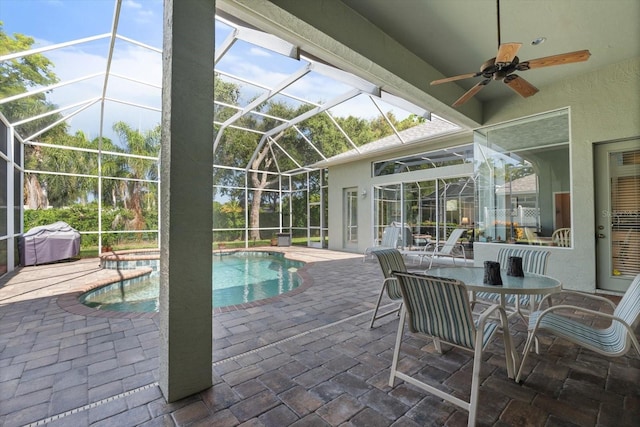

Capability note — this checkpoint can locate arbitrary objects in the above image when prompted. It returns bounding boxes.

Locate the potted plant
[102,234,115,253]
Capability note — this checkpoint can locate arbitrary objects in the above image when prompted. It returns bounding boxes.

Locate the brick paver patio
[1,247,638,426]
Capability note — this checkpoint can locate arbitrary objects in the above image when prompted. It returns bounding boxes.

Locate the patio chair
[400,240,433,266]
[472,248,550,320]
[523,227,541,245]
[390,221,415,249]
[370,248,407,328]
[551,227,571,247]
[516,273,640,383]
[389,271,517,427]
[363,226,401,262]
[425,228,467,268]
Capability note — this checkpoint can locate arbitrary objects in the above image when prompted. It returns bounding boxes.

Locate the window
[474,109,571,246]
[373,176,475,250]
[373,144,473,177]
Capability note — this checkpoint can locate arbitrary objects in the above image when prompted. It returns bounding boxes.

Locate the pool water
[80,251,303,312]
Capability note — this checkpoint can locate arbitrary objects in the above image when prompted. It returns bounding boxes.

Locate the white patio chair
[551,227,571,247]
[369,248,407,328]
[426,228,467,268]
[389,271,517,427]
[523,227,541,245]
[472,248,550,321]
[399,238,433,265]
[363,226,401,262]
[517,273,640,383]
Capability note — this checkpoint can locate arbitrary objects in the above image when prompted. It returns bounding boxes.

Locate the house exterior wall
[329,58,640,293]
[328,133,472,253]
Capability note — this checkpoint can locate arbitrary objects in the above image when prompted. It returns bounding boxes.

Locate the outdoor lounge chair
[523,227,541,245]
[425,228,467,268]
[400,241,433,266]
[363,226,401,262]
[516,273,640,383]
[472,248,550,320]
[389,271,517,427]
[370,248,408,328]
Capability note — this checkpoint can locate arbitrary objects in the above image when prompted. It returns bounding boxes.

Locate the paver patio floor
[1,247,638,426]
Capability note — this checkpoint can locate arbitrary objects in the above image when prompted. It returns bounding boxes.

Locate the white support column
[159,0,214,402]
[7,125,15,271]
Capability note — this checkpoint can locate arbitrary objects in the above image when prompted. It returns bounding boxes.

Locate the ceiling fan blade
[431,72,480,85]
[495,42,522,65]
[504,75,539,98]
[519,50,591,70]
[452,79,490,107]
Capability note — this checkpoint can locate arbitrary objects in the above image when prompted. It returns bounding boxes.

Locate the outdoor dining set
[368,247,640,427]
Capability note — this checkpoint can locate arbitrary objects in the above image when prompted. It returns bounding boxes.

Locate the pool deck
[1,247,638,426]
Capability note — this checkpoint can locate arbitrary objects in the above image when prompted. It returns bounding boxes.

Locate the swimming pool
[80,251,304,312]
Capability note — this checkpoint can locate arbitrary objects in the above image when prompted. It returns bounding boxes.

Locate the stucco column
[159,0,214,402]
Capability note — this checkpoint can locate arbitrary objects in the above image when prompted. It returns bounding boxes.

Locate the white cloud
[123,0,161,29]
[123,0,143,9]
[248,47,272,58]
[41,42,162,141]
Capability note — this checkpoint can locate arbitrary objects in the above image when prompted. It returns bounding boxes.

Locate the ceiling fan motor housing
[482,56,520,81]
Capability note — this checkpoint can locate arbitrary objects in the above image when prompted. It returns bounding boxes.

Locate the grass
[79,236,322,258]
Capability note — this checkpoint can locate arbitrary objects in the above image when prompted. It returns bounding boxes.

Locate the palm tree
[111,122,160,232]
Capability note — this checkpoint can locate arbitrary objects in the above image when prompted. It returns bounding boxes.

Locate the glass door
[595,140,640,292]
[344,188,358,250]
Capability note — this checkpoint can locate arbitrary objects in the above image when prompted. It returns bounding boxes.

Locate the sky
[1,0,419,145]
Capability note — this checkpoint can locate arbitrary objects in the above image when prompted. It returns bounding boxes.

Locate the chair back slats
[373,248,407,278]
[437,228,465,255]
[380,226,401,248]
[497,248,550,275]
[551,228,571,247]
[394,272,476,349]
[372,249,406,300]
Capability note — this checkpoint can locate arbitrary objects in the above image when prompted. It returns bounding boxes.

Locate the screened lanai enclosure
[1,1,591,280]
[0,0,465,276]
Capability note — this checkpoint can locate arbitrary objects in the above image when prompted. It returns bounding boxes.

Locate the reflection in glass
[474,109,571,246]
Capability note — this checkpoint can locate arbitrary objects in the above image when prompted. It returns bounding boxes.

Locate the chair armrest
[477,303,510,330]
[531,304,640,352]
[532,304,630,330]
[538,290,617,311]
[433,243,465,254]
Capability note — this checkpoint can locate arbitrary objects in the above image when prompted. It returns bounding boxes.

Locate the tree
[1,22,75,208]
[219,200,244,240]
[111,122,161,232]
[212,74,424,240]
[24,130,98,208]
[0,22,63,138]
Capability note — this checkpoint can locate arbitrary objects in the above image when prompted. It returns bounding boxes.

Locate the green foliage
[24,204,158,248]
[0,22,65,137]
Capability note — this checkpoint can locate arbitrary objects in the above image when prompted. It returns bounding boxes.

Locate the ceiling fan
[431,0,591,107]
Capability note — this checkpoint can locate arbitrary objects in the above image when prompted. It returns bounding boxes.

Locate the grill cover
[20,221,81,266]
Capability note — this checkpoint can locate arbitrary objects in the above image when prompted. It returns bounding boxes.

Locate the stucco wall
[328,133,473,254]
[478,57,640,292]
[329,58,640,293]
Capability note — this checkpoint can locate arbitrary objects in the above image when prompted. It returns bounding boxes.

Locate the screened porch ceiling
[0,0,463,176]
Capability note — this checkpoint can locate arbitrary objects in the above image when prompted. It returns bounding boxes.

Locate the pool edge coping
[57,248,315,318]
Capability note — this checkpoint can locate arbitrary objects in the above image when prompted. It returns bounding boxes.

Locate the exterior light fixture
[531,37,546,46]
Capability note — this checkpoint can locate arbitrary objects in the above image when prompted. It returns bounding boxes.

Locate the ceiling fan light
[531,37,546,46]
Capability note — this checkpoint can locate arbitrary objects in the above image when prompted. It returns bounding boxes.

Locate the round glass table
[426,266,562,313]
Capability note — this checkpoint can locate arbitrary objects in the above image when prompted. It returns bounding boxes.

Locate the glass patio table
[427,266,562,315]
